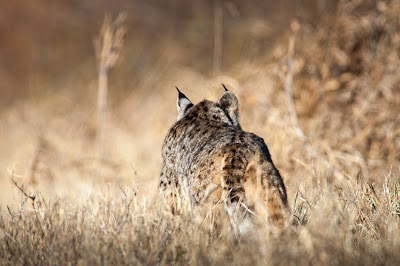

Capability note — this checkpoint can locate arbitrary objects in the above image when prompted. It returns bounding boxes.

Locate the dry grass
[1,0,400,265]
[1,173,399,265]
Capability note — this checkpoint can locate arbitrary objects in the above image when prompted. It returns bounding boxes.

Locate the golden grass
[1,172,399,265]
[1,0,400,264]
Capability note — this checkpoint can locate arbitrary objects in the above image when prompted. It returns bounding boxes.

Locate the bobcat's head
[176,85,241,130]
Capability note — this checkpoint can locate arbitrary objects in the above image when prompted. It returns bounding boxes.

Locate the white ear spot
[217,91,241,129]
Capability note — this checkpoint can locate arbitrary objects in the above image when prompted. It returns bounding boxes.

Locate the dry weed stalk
[213,0,222,77]
[285,19,305,142]
[94,13,126,160]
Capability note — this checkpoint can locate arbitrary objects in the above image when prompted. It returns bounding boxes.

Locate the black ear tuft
[176,87,194,121]
[222,83,228,92]
[176,86,186,102]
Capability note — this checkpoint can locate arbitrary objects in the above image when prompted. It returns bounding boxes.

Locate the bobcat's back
[159,88,288,233]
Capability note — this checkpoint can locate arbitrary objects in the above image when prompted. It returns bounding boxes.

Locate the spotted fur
[159,87,288,234]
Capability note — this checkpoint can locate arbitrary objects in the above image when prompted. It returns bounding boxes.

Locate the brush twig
[9,169,36,202]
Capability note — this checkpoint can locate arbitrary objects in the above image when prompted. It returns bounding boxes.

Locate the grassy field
[1,0,400,265]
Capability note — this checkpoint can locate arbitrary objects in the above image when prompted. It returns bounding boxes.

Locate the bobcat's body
[159,87,288,234]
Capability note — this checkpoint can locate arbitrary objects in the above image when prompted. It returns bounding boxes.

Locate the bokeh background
[1,1,400,264]
[1,0,399,208]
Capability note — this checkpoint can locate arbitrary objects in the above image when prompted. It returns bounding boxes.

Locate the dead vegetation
[0,0,399,265]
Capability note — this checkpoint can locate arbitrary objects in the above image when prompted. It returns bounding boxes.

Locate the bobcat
[159,85,288,235]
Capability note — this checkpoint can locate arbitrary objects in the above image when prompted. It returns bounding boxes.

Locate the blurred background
[0,0,399,206]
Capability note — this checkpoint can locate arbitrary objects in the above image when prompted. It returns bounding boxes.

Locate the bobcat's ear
[176,87,194,121]
[217,88,241,129]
